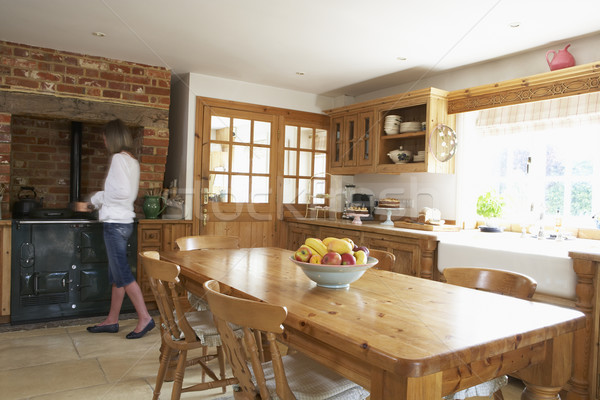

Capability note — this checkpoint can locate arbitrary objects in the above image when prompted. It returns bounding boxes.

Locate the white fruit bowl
[289,256,378,289]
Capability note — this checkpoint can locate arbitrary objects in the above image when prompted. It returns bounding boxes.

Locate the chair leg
[217,345,226,393]
[493,389,504,400]
[153,344,173,400]
[201,346,207,382]
[171,350,188,400]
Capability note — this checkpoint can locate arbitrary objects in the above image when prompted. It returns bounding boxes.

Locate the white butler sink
[436,231,600,299]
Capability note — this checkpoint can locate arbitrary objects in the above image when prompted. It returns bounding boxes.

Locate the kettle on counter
[546,44,575,71]
[13,186,43,218]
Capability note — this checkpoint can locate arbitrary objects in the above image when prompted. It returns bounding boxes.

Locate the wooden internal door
[196,105,278,248]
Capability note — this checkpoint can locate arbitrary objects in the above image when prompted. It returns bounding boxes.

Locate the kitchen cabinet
[362,232,421,276]
[286,222,321,251]
[325,87,454,175]
[376,88,455,174]
[284,219,438,279]
[137,219,192,303]
[328,110,376,174]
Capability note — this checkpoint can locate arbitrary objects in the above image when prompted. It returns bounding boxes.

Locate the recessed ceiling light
[509,22,520,28]
[296,72,305,76]
[396,57,407,61]
[92,32,106,37]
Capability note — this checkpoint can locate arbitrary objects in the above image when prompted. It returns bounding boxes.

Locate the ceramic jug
[143,195,166,219]
[546,44,575,71]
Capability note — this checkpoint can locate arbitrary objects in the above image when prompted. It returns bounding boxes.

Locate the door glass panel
[231,175,249,202]
[252,147,270,174]
[253,121,271,145]
[231,145,250,173]
[209,174,228,202]
[285,126,297,148]
[312,179,326,205]
[210,143,229,172]
[314,153,326,176]
[315,129,327,151]
[211,116,230,141]
[299,151,312,177]
[283,178,297,203]
[284,150,297,175]
[233,118,251,143]
[300,127,312,149]
[298,178,311,204]
[252,176,269,203]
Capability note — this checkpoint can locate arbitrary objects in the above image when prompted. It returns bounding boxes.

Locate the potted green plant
[476,190,505,231]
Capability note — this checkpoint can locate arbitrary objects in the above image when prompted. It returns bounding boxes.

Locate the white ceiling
[1,0,599,97]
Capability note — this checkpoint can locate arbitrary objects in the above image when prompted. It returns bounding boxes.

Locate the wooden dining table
[160,247,586,399]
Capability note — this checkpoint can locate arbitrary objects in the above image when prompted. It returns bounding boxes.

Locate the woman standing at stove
[76,119,154,339]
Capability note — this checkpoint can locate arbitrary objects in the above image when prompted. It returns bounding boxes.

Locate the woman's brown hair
[104,119,134,154]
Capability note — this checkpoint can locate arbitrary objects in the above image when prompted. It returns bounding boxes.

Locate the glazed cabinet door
[330,116,344,170]
[357,110,375,167]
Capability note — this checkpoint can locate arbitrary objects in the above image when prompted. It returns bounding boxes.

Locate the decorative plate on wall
[429,124,457,162]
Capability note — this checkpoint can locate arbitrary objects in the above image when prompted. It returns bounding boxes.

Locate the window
[282,125,328,205]
[209,114,272,203]
[458,92,600,228]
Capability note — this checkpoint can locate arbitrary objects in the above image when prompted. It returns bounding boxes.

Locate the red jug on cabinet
[546,44,575,71]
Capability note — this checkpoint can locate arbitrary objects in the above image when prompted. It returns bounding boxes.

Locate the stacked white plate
[384,115,402,135]
[413,150,426,162]
[399,121,423,133]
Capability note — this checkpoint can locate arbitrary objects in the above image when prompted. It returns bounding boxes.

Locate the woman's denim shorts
[103,222,135,288]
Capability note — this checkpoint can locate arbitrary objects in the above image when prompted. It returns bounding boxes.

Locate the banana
[304,238,328,257]
[322,237,338,246]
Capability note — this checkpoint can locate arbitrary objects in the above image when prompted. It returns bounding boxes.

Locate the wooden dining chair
[175,235,240,311]
[442,267,538,400]
[203,279,370,400]
[140,251,240,400]
[368,249,395,271]
[175,235,240,251]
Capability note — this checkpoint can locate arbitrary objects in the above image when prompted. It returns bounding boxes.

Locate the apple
[356,246,369,257]
[294,245,312,262]
[352,244,359,252]
[341,253,356,265]
[321,252,342,265]
[309,254,322,264]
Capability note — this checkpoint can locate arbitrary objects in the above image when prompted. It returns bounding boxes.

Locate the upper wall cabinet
[325,87,455,175]
[329,110,375,174]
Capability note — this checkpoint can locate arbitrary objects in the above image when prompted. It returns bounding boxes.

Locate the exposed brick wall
[10,116,112,208]
[0,41,170,109]
[0,41,171,218]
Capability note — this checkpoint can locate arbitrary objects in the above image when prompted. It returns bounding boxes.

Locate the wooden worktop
[287,217,438,240]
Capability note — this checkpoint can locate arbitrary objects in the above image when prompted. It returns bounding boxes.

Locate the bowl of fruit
[291,237,378,289]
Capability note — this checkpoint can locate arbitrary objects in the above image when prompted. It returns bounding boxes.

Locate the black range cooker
[11,213,137,324]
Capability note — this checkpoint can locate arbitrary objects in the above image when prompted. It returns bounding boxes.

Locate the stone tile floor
[0,313,525,399]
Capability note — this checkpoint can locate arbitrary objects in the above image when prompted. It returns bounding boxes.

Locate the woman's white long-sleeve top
[90,152,140,223]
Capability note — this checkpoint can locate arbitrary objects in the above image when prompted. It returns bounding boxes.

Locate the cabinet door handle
[203,209,208,226]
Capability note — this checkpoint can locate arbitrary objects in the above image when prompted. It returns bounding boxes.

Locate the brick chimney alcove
[0,41,171,217]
